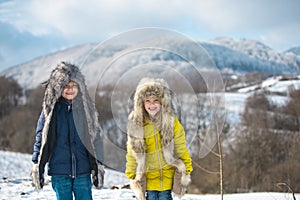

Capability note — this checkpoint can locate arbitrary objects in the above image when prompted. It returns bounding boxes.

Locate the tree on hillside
[0,76,22,119]
[282,89,300,130]
[0,85,44,153]
[242,92,274,128]
[25,85,44,113]
[228,91,300,192]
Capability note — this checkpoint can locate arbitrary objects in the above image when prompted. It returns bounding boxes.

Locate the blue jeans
[51,175,92,200]
[146,190,173,200]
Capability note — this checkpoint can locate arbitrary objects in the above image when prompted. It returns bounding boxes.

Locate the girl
[125,77,193,200]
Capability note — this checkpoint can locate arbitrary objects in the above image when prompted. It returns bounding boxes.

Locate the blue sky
[0,0,300,72]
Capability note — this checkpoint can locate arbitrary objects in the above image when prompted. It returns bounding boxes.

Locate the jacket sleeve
[173,117,193,174]
[125,144,137,179]
[32,110,45,163]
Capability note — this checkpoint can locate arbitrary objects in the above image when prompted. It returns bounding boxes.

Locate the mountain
[286,46,300,55]
[208,37,300,73]
[1,37,300,89]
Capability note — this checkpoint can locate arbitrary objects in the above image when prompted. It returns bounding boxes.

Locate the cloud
[259,23,300,50]
[3,1,300,35]
[1,0,300,51]
[22,0,192,38]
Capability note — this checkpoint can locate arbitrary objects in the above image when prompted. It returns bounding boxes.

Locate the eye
[154,99,160,104]
[64,83,78,89]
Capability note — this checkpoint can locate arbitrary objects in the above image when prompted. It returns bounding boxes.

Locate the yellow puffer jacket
[125,117,193,191]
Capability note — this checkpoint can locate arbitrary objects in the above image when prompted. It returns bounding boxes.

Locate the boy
[125,77,193,200]
[31,62,104,200]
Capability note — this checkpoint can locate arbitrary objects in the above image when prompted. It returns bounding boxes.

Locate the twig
[276,182,296,200]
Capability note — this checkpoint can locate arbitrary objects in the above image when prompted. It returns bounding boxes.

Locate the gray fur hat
[42,61,99,140]
[43,61,86,116]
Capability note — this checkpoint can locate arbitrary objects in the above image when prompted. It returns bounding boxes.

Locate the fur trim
[172,171,191,198]
[181,173,191,187]
[32,164,41,192]
[130,179,146,200]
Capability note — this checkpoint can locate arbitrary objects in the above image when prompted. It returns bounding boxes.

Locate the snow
[224,92,250,124]
[0,151,299,200]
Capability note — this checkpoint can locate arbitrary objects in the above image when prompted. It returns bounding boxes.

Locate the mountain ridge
[1,37,299,89]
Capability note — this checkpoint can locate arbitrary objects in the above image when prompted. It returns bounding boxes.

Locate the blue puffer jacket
[32,98,92,177]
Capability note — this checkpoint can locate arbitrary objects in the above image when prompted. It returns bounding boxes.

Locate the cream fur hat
[130,77,174,126]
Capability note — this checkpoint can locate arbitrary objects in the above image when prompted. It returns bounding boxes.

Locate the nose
[149,101,155,105]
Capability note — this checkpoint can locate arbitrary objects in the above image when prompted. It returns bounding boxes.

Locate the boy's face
[62,81,78,102]
[144,97,161,117]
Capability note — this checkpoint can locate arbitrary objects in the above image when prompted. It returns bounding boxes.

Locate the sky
[0,0,300,72]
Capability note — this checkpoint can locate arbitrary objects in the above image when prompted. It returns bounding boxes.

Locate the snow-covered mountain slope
[209,37,300,73]
[1,37,299,89]
[225,76,300,125]
[286,46,300,55]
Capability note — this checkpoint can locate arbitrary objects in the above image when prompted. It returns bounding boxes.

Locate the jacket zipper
[71,153,76,178]
[154,126,163,189]
[67,105,76,179]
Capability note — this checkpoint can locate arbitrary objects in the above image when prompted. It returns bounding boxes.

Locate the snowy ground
[0,151,299,200]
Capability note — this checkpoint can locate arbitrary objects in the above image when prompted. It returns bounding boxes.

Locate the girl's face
[61,81,78,102]
[144,97,161,117]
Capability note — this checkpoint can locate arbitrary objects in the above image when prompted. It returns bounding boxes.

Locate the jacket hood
[43,61,87,117]
[130,77,174,126]
[41,61,100,157]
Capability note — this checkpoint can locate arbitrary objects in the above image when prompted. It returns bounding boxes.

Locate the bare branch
[276,182,296,200]
[193,161,219,175]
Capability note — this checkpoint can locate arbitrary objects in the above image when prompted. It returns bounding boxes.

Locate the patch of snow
[1,150,299,200]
